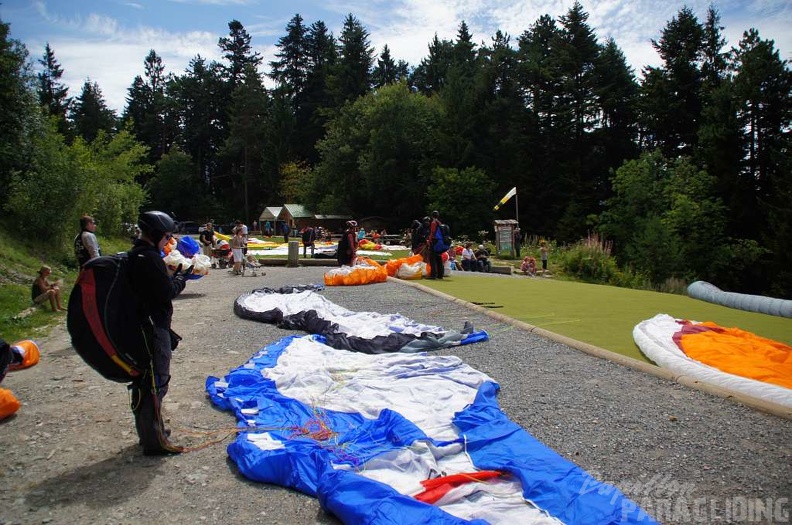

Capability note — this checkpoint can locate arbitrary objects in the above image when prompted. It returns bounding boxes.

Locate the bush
[558,234,618,283]
[555,234,662,291]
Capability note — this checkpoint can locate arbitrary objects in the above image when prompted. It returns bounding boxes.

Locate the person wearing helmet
[128,210,192,455]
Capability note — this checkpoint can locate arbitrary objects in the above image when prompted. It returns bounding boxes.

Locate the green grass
[3,226,788,364]
[0,224,133,343]
[420,273,792,363]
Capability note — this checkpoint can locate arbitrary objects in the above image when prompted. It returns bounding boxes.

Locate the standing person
[264,221,272,237]
[231,229,245,275]
[253,220,258,234]
[301,226,316,258]
[74,214,101,268]
[540,241,550,275]
[514,227,522,258]
[128,211,191,455]
[337,220,358,266]
[409,220,422,255]
[32,265,65,311]
[427,211,445,280]
[282,222,290,243]
[233,220,249,255]
[199,222,216,266]
[415,217,431,260]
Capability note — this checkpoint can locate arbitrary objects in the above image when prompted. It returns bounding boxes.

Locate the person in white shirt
[461,243,478,272]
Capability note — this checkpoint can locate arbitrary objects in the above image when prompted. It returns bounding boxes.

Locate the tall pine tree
[37,43,71,137]
[329,14,373,107]
[71,80,117,142]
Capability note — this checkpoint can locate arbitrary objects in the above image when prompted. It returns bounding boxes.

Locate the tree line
[0,3,789,295]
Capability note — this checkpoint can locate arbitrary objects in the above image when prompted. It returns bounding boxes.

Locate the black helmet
[138,211,175,243]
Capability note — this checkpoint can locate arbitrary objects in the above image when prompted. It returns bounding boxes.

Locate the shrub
[558,234,619,283]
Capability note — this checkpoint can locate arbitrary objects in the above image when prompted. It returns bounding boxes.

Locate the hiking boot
[143,445,182,456]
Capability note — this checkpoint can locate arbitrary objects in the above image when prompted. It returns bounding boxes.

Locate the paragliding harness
[433,223,452,253]
[67,252,150,382]
[67,251,182,454]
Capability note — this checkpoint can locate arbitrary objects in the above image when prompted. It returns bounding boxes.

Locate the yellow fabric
[214,232,282,250]
[679,323,792,389]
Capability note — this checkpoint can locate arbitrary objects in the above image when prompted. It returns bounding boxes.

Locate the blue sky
[1,0,790,113]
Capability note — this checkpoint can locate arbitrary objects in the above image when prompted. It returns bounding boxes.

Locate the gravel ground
[1,266,790,525]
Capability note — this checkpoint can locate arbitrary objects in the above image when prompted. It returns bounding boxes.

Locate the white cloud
[17,0,791,113]
[29,6,222,113]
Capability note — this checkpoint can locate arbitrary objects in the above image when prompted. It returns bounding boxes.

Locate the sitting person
[32,265,65,311]
[521,255,537,277]
[460,243,478,271]
[446,248,458,271]
[475,245,492,273]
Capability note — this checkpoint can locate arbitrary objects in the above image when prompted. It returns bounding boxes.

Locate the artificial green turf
[420,274,792,364]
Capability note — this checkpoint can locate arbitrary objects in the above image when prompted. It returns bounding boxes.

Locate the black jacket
[128,239,186,328]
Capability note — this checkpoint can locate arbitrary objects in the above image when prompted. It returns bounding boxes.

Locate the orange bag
[9,340,40,370]
[0,388,21,420]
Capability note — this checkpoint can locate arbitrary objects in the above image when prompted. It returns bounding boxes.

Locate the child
[447,247,458,271]
[231,229,245,275]
[245,254,266,276]
[521,256,537,277]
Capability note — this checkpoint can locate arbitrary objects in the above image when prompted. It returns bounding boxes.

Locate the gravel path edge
[393,277,792,420]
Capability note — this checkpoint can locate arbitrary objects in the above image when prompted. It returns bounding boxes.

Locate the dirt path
[1,266,790,525]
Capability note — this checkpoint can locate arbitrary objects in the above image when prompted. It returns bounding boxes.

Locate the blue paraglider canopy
[176,235,200,258]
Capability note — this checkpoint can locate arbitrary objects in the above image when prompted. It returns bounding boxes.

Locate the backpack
[67,253,150,383]
[433,223,452,253]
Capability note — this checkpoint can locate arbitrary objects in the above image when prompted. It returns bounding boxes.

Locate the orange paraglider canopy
[675,322,792,389]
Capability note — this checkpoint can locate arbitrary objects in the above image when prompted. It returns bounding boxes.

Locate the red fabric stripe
[80,269,138,377]
[672,322,724,349]
[415,470,503,504]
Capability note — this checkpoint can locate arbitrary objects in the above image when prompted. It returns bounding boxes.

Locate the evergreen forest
[0,3,789,296]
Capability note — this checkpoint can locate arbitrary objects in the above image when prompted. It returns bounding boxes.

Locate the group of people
[407,211,450,279]
[197,220,265,276]
[32,214,102,312]
[406,216,549,278]
[520,241,549,276]
[39,211,191,455]
[459,243,492,273]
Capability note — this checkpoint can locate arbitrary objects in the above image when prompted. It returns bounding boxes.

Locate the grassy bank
[0,224,131,342]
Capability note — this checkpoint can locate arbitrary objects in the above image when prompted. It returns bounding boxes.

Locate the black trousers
[429,246,444,279]
[130,326,181,454]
